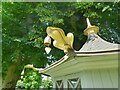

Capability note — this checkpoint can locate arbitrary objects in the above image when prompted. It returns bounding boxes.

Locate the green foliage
[2,2,120,88]
[16,70,41,89]
[40,79,53,89]
[16,70,52,89]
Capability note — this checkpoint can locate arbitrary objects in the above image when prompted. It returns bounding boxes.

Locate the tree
[2,2,48,88]
[16,70,41,89]
[2,2,119,89]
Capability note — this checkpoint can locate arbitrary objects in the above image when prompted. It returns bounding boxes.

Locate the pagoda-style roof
[39,18,120,76]
[74,33,120,57]
[39,34,120,76]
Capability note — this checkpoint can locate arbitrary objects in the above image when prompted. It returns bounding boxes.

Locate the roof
[39,32,120,76]
[79,33,120,52]
[39,18,120,76]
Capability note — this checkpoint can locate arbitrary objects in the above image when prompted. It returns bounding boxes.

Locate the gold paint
[84,18,99,36]
[45,27,74,53]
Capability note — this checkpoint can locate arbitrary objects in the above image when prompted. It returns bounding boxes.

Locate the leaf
[102,5,110,12]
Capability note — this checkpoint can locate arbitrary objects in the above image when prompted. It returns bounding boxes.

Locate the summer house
[40,18,120,89]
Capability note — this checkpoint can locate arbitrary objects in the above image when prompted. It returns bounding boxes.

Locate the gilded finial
[44,27,74,54]
[84,18,99,36]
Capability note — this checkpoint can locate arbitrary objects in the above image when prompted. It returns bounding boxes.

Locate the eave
[39,33,120,77]
[39,50,120,77]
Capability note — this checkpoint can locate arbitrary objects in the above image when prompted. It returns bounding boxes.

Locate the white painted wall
[81,69,118,88]
[53,68,118,88]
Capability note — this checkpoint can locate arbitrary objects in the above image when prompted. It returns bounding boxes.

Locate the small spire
[86,18,91,27]
[83,18,99,36]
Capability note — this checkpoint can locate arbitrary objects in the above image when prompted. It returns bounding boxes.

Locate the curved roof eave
[38,49,120,76]
[39,31,120,76]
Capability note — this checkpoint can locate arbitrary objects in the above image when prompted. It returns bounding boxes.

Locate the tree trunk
[2,61,22,90]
